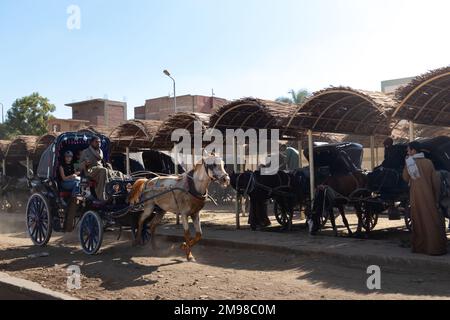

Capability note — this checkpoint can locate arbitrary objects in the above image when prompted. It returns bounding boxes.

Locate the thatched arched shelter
[5,136,39,160]
[210,98,300,139]
[109,120,162,151]
[393,66,450,127]
[33,133,58,160]
[285,87,396,136]
[151,113,210,150]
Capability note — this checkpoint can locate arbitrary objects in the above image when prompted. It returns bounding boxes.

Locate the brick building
[135,95,228,121]
[47,119,90,133]
[65,98,127,127]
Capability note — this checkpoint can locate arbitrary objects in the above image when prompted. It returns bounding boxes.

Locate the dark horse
[230,170,307,231]
[310,148,368,237]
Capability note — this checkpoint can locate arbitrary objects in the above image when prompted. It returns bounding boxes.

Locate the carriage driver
[80,136,124,201]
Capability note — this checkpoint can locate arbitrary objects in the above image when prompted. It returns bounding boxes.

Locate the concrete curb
[159,233,450,272]
[0,272,78,300]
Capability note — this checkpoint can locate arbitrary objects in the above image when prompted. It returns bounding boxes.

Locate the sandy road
[1,213,450,300]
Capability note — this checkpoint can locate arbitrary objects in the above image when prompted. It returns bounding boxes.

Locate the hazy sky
[0,0,449,119]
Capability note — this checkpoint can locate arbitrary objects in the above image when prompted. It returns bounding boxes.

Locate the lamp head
[163,70,171,77]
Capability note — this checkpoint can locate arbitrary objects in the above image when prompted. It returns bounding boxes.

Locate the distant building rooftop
[381,77,414,94]
[65,99,126,107]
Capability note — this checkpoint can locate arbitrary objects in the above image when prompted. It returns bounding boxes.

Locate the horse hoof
[187,253,196,262]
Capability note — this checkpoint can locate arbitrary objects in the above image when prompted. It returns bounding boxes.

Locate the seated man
[80,136,124,201]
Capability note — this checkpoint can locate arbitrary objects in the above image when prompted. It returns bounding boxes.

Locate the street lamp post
[163,70,176,114]
[0,103,4,123]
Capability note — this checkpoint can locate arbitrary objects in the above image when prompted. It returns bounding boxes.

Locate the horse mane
[128,179,148,205]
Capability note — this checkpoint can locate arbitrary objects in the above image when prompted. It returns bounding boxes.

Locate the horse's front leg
[180,213,195,261]
[189,211,202,248]
[339,206,353,236]
[329,209,338,237]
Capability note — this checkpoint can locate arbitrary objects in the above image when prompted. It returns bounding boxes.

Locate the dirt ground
[1,210,450,300]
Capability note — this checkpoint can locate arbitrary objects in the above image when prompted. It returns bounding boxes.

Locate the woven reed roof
[151,113,210,150]
[393,66,450,126]
[5,136,39,159]
[210,98,300,138]
[285,87,396,136]
[0,140,11,159]
[109,120,163,150]
[78,125,113,136]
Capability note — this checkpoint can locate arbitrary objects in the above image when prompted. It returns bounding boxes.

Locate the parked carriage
[309,137,450,236]
[356,136,450,234]
[26,132,146,255]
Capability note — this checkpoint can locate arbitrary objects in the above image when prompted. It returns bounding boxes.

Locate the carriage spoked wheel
[361,209,379,232]
[79,211,104,255]
[274,202,293,230]
[131,217,152,245]
[26,193,53,246]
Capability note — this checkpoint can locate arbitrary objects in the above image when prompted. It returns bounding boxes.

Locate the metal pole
[234,137,241,230]
[125,147,131,176]
[2,159,5,176]
[409,121,415,142]
[308,130,315,207]
[0,103,4,123]
[370,136,376,171]
[173,78,177,114]
[26,156,30,179]
[173,144,180,225]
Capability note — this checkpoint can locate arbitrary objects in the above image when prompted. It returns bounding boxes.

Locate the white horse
[128,154,230,261]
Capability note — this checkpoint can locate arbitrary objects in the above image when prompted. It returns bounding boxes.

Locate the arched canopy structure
[5,136,39,160]
[210,98,300,139]
[78,125,113,137]
[393,66,450,127]
[0,140,11,160]
[286,87,395,136]
[109,120,162,151]
[151,112,210,150]
[33,134,58,160]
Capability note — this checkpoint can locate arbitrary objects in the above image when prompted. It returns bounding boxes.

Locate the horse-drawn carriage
[26,132,146,255]
[355,136,450,234]
[311,136,450,237]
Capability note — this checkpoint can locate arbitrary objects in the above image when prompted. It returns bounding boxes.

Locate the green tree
[276,89,310,104]
[5,93,55,136]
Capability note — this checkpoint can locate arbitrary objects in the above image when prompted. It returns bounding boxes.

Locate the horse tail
[128,179,148,205]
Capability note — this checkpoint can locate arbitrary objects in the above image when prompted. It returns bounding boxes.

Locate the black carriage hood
[36,132,111,179]
[37,144,54,179]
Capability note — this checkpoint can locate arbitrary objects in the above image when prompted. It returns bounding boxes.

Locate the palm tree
[276,89,310,104]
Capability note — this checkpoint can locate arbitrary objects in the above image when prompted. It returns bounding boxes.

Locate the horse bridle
[201,159,229,182]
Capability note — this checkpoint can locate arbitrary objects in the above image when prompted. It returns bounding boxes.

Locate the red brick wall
[141,95,228,121]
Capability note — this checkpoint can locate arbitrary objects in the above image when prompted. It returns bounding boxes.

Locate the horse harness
[236,171,293,198]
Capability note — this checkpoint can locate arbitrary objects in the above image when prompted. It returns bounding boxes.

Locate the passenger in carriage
[80,136,124,201]
[59,151,81,196]
[403,141,447,256]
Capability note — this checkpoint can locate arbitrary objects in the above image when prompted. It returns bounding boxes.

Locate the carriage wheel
[274,202,293,230]
[26,193,53,246]
[79,211,103,255]
[361,210,379,232]
[131,218,152,245]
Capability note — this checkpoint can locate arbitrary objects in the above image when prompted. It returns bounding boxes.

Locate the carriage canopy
[36,132,111,179]
[304,142,364,171]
